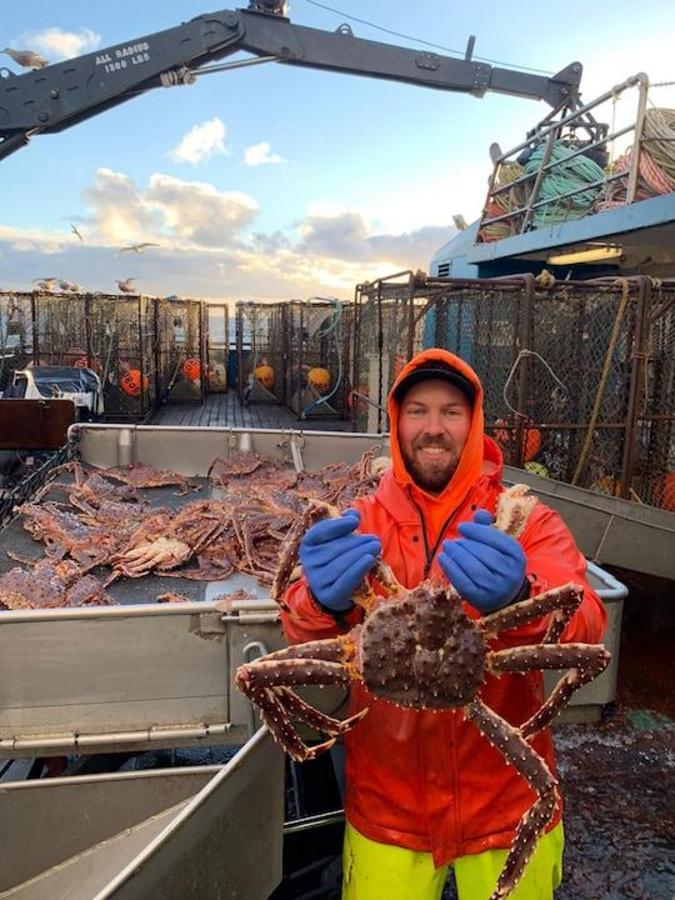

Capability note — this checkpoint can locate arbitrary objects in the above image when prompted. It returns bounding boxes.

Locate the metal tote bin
[544,560,628,722]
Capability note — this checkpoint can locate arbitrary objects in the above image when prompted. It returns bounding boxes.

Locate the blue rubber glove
[299,510,381,612]
[438,509,526,613]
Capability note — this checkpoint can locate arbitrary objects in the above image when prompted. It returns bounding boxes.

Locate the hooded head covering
[388,348,487,536]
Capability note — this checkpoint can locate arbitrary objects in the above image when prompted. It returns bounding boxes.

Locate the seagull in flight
[2,47,49,69]
[117,242,160,255]
[116,278,138,294]
[70,224,84,242]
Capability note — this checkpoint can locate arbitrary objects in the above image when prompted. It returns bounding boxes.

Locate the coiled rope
[480,97,675,238]
[480,162,526,242]
[595,108,675,210]
[479,142,606,239]
[642,107,675,183]
[523,142,606,227]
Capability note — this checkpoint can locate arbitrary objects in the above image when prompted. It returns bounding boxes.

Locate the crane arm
[0,6,582,161]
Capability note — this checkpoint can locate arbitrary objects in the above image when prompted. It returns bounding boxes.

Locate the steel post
[619,277,649,498]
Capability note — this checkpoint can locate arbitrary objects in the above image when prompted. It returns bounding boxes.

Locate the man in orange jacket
[280,348,607,900]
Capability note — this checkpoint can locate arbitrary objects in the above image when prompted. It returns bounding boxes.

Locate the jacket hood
[388,348,488,515]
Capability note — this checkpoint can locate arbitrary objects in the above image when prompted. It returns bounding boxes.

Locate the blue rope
[300,300,343,419]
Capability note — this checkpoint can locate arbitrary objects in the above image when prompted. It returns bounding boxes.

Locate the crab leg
[238,683,367,762]
[236,658,350,690]
[271,501,335,603]
[489,644,611,739]
[465,698,560,900]
[244,685,337,761]
[276,686,368,736]
[478,583,582,642]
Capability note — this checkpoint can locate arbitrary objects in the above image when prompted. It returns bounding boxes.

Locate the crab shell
[360,582,487,708]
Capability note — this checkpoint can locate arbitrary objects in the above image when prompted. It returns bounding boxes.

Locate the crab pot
[235,301,287,405]
[0,728,284,900]
[0,292,34,396]
[87,294,157,421]
[285,298,352,420]
[352,274,419,433]
[33,292,89,369]
[154,297,205,406]
[205,303,229,393]
[409,273,675,511]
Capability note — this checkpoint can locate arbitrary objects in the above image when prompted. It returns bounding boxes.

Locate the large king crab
[235,485,611,900]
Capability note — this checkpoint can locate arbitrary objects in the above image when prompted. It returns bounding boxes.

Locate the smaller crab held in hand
[235,485,610,900]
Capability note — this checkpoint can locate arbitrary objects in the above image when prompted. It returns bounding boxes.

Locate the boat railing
[476,73,671,242]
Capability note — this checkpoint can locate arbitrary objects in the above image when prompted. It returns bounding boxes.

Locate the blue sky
[1,0,673,302]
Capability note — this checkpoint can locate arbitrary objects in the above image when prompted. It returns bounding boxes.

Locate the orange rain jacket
[280,348,607,867]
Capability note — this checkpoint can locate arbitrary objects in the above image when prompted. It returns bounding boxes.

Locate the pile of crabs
[0,452,383,611]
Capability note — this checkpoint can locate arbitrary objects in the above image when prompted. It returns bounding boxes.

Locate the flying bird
[116,278,138,294]
[33,277,58,291]
[117,242,160,255]
[2,47,49,70]
[70,224,84,242]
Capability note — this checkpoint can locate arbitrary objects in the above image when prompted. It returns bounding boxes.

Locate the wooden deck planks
[151,390,353,432]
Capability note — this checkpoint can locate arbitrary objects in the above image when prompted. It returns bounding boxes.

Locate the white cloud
[145,174,259,247]
[0,168,455,300]
[19,27,101,61]
[170,119,228,165]
[78,168,259,250]
[82,168,162,245]
[244,142,284,167]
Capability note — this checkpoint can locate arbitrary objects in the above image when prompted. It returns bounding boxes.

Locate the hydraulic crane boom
[0,4,583,162]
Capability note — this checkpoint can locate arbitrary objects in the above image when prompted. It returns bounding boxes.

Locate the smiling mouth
[418,446,450,458]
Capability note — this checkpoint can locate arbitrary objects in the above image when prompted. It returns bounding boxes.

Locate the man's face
[397,379,472,494]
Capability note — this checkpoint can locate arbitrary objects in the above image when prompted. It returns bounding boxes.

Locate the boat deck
[150,391,353,432]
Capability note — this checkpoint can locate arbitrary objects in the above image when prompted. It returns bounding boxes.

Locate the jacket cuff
[308,588,355,632]
[511,573,534,605]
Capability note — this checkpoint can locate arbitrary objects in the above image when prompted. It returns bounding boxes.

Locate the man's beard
[401,441,461,494]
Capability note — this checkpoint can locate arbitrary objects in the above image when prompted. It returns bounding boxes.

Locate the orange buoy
[307,367,331,392]
[182,358,201,381]
[493,418,541,463]
[253,364,275,390]
[590,475,622,497]
[655,471,675,512]
[120,369,149,397]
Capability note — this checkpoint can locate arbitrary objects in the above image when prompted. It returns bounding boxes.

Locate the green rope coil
[524,142,606,227]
